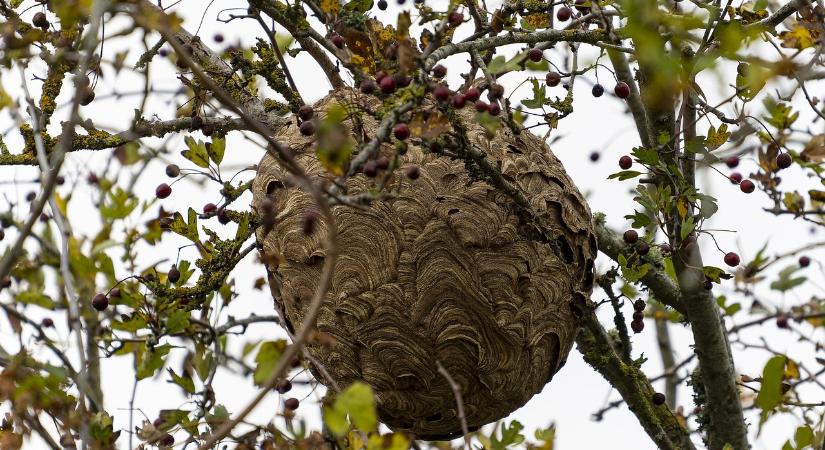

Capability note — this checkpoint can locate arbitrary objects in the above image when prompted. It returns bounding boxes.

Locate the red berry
[432,64,447,78]
[299,121,315,136]
[474,100,488,112]
[203,203,217,214]
[330,34,345,49]
[776,153,792,169]
[155,183,172,199]
[41,318,54,328]
[393,123,410,140]
[614,82,630,99]
[739,179,755,193]
[623,229,639,244]
[379,76,396,94]
[556,6,572,21]
[489,83,504,99]
[91,293,109,311]
[487,102,501,116]
[375,71,388,82]
[619,155,632,170]
[546,71,561,87]
[32,12,49,30]
[433,84,450,101]
[448,11,463,26]
[528,48,543,62]
[725,156,739,168]
[799,255,811,267]
[284,397,300,411]
[633,300,645,311]
[776,314,789,329]
[465,87,480,102]
[729,172,742,184]
[724,252,740,267]
[630,320,644,333]
[451,93,467,108]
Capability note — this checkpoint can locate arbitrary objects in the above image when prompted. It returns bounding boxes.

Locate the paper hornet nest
[252,88,596,439]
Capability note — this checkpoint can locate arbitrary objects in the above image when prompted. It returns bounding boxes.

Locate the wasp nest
[252,89,596,439]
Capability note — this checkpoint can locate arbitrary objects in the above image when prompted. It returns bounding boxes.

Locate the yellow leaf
[320,0,341,16]
[785,358,800,379]
[53,191,68,217]
[780,24,815,50]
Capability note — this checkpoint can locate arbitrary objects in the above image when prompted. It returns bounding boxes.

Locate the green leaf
[794,425,814,448]
[337,382,377,432]
[324,382,378,435]
[136,344,172,380]
[167,368,196,394]
[679,216,695,240]
[706,124,730,150]
[624,210,652,229]
[608,170,643,181]
[486,54,524,75]
[703,266,733,283]
[476,112,500,134]
[208,137,225,164]
[770,265,806,292]
[182,136,210,168]
[697,193,719,219]
[322,405,349,436]
[16,290,54,308]
[521,78,546,109]
[755,355,786,422]
[253,340,286,385]
[631,147,659,165]
[100,187,138,220]
[342,0,373,14]
[165,309,190,334]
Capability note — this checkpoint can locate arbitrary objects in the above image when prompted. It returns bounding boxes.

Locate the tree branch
[576,306,696,450]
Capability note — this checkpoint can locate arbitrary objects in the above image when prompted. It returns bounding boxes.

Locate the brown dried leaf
[397,39,418,74]
[801,134,825,161]
[408,110,450,139]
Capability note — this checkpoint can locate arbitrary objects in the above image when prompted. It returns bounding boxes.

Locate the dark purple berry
[799,255,811,267]
[166,164,180,178]
[623,229,639,244]
[776,153,792,169]
[393,123,410,140]
[556,6,572,21]
[652,392,666,406]
[619,155,632,170]
[92,293,109,311]
[546,71,561,87]
[739,179,755,193]
[156,183,172,199]
[725,156,739,168]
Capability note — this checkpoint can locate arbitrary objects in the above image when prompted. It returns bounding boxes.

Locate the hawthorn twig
[436,361,471,450]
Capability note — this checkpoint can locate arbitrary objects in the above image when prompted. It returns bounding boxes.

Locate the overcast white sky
[1,0,824,449]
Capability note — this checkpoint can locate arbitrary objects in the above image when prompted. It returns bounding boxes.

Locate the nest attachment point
[252,89,596,439]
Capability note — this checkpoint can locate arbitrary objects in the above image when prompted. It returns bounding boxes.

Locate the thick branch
[576,307,696,450]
